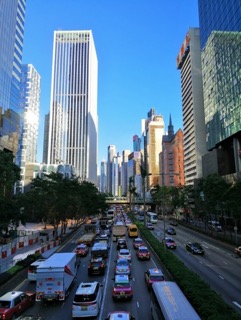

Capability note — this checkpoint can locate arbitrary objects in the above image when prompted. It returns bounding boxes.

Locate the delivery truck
[77,233,96,246]
[112,223,126,242]
[35,252,77,302]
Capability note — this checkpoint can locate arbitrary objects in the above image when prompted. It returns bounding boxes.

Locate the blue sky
[22,0,199,169]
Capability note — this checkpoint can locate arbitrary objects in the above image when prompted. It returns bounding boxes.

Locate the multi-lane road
[9,219,241,319]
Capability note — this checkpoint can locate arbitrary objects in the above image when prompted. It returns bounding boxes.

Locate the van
[72,281,103,318]
[27,258,45,282]
[128,224,138,238]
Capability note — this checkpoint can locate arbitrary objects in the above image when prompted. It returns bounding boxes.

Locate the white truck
[35,252,77,302]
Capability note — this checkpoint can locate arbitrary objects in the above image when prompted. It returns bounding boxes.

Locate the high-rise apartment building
[198,0,241,178]
[133,135,141,152]
[15,64,40,193]
[47,30,98,184]
[0,0,26,154]
[177,28,207,185]
[112,153,121,197]
[42,113,49,164]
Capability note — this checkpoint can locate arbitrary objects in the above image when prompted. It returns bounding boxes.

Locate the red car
[133,237,144,249]
[0,291,35,320]
[136,246,150,260]
[75,243,89,256]
[112,275,133,301]
[144,268,165,289]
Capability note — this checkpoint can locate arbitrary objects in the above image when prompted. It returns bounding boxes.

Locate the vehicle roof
[30,259,46,266]
[0,291,24,301]
[76,282,99,294]
[115,275,129,283]
[134,237,143,241]
[108,311,130,320]
[152,282,201,320]
[148,268,163,275]
[37,252,75,268]
[138,246,148,250]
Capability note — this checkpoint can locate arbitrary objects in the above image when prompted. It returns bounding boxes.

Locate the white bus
[150,281,201,320]
[147,212,158,224]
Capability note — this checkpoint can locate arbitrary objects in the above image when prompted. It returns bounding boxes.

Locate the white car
[118,248,132,262]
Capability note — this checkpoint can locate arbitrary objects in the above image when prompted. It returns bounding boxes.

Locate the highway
[7,218,241,318]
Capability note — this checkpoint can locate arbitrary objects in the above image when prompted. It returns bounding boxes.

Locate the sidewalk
[0,222,70,273]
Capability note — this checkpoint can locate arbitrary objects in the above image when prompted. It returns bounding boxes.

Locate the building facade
[121,150,131,196]
[107,144,116,195]
[177,28,207,185]
[0,0,26,154]
[47,30,98,184]
[99,160,107,193]
[145,108,165,187]
[198,0,241,178]
[160,116,185,186]
[15,64,40,193]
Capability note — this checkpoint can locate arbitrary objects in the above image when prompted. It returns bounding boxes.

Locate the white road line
[219,275,224,280]
[136,301,140,308]
[233,301,241,309]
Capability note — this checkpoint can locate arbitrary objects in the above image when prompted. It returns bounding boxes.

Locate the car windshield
[0,301,11,308]
[135,239,143,243]
[193,243,202,248]
[139,248,148,253]
[114,282,130,288]
[166,239,174,243]
[150,275,164,281]
[120,250,129,255]
[117,260,128,266]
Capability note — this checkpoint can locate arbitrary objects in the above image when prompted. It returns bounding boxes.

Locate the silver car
[114,258,131,276]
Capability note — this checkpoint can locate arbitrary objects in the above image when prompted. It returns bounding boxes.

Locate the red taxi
[75,243,89,256]
[144,268,165,289]
[112,275,133,301]
[136,246,150,260]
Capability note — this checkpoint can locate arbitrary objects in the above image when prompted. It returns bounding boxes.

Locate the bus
[128,224,138,238]
[150,281,201,320]
[147,212,158,224]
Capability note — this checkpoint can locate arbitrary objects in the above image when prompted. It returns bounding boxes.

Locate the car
[138,216,144,222]
[114,258,131,276]
[170,220,178,226]
[0,291,36,320]
[165,226,176,235]
[72,281,103,318]
[105,311,135,320]
[27,258,46,281]
[75,243,89,256]
[186,242,205,255]
[136,246,150,260]
[88,257,106,275]
[165,237,177,249]
[112,275,133,301]
[133,237,144,249]
[144,268,165,288]
[118,248,132,262]
[117,238,127,250]
[146,222,154,230]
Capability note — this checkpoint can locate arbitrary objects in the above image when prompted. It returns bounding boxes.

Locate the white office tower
[107,145,116,194]
[48,30,98,184]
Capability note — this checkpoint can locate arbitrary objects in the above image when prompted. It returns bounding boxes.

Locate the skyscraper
[177,28,206,185]
[0,0,26,154]
[198,0,241,177]
[15,64,40,193]
[107,145,116,194]
[100,160,107,193]
[47,30,98,184]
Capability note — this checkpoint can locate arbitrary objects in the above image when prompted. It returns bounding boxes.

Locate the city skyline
[22,1,199,169]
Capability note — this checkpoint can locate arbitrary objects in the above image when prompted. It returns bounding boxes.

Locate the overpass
[105,196,153,205]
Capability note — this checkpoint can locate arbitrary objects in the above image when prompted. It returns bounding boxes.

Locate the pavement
[0,222,73,273]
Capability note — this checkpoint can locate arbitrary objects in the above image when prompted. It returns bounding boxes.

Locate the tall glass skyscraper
[47,30,98,185]
[198,0,241,177]
[0,0,26,154]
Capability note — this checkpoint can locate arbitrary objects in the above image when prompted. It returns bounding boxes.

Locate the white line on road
[233,301,241,309]
[219,275,224,280]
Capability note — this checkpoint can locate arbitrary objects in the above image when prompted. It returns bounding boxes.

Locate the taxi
[75,243,89,256]
[112,275,133,301]
[144,268,165,289]
[136,246,150,260]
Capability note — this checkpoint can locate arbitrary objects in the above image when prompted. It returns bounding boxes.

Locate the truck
[91,242,108,259]
[35,252,77,302]
[112,223,126,242]
[235,246,241,256]
[77,233,96,246]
